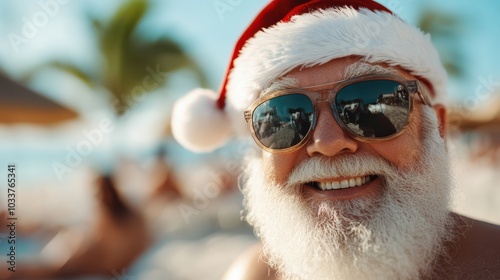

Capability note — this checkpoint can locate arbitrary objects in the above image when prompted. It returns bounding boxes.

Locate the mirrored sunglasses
[244,75,432,152]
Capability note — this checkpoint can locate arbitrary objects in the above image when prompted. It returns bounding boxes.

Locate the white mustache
[286,153,396,188]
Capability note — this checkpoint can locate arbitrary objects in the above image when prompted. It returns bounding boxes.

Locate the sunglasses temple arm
[419,82,434,106]
[244,110,251,122]
[411,81,433,106]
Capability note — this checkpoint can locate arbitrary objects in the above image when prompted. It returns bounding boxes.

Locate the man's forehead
[261,59,411,96]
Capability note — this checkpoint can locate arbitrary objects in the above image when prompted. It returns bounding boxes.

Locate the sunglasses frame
[244,74,433,153]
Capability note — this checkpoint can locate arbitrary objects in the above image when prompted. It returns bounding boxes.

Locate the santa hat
[171,0,447,152]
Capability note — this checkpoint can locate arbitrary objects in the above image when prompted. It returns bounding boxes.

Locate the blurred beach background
[0,0,499,279]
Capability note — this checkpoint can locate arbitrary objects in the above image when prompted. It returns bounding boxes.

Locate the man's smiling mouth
[308,175,379,191]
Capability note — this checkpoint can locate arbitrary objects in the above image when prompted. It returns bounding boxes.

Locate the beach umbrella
[0,73,78,125]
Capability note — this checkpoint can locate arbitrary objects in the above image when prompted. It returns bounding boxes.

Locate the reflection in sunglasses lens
[251,80,412,150]
[335,80,410,138]
[252,94,313,149]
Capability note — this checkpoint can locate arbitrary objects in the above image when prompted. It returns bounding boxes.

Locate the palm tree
[417,7,464,78]
[23,0,207,115]
[417,7,470,131]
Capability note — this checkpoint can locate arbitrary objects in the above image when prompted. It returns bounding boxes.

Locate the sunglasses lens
[252,94,313,149]
[335,80,410,138]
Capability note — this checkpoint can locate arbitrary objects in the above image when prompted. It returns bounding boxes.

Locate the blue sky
[1,0,499,99]
[0,0,499,184]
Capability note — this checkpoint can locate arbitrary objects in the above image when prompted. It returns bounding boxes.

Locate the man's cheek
[262,154,292,185]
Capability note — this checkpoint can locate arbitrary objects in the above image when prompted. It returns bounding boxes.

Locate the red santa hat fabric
[171,0,447,152]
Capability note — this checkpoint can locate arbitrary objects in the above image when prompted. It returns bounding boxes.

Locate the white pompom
[171,88,232,152]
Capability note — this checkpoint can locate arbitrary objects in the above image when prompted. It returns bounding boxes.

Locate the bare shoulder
[222,242,279,280]
[448,213,500,277]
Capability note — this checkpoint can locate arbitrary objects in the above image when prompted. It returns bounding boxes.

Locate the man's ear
[433,104,447,139]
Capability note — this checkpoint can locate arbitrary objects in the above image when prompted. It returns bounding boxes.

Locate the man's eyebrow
[260,77,300,97]
[343,62,398,79]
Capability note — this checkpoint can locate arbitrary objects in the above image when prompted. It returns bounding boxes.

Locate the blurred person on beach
[171,0,500,279]
[0,174,150,279]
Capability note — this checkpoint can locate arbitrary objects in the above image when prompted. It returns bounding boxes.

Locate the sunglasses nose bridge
[314,90,331,101]
[306,100,359,157]
[312,100,341,137]
[315,99,336,118]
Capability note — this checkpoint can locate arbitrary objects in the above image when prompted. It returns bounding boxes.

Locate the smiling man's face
[242,57,455,280]
[262,57,425,198]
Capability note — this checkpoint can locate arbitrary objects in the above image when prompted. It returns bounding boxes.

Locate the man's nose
[306,102,358,157]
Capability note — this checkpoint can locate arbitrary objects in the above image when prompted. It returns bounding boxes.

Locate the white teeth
[331,181,341,189]
[348,178,356,187]
[317,175,373,190]
[340,180,349,189]
[355,177,362,186]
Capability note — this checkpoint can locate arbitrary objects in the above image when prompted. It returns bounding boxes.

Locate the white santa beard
[241,107,455,280]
